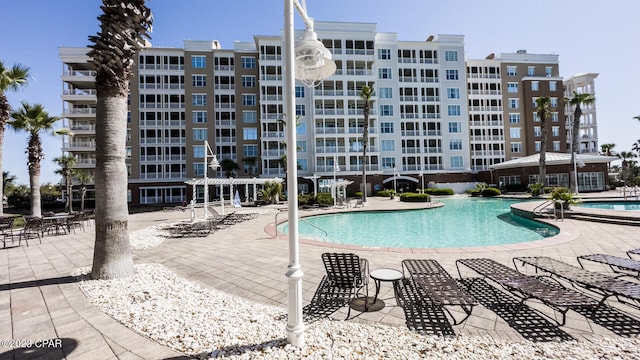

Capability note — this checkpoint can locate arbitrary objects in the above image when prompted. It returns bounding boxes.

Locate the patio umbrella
[233,190,242,208]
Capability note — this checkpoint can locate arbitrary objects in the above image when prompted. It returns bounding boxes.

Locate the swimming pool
[278,197,559,248]
[576,201,640,211]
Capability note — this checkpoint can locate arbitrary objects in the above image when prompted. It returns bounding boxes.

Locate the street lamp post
[203,140,219,220]
[393,166,397,194]
[284,0,336,347]
[333,154,339,207]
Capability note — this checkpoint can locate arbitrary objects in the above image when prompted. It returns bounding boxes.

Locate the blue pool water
[576,201,640,211]
[278,197,559,248]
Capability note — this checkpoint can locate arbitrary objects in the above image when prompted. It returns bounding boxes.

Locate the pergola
[185,177,283,218]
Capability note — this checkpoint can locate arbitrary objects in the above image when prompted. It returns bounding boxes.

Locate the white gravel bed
[129,223,174,250]
[76,263,640,359]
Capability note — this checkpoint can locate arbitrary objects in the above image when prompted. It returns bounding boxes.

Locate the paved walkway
[2,192,640,358]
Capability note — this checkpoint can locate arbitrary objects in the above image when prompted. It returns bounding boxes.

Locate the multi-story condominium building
[564,73,599,154]
[466,50,567,174]
[59,22,600,205]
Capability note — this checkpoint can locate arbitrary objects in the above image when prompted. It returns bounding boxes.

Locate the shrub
[468,190,482,197]
[424,188,454,196]
[550,187,577,204]
[316,192,334,206]
[527,183,544,197]
[399,192,431,202]
[298,193,315,206]
[481,187,501,197]
[374,189,394,197]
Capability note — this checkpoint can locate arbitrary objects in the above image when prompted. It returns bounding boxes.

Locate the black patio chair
[309,252,370,320]
[457,258,597,326]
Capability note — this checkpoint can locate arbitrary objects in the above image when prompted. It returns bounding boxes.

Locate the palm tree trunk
[570,106,582,193]
[90,96,134,280]
[29,167,41,217]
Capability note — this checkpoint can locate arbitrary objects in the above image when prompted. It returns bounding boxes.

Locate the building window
[549,81,557,91]
[191,55,206,68]
[194,163,204,176]
[295,86,305,98]
[509,113,520,124]
[448,121,462,133]
[534,141,541,152]
[510,128,521,139]
[507,82,518,93]
[447,88,460,99]
[380,122,394,133]
[550,97,558,108]
[450,156,463,168]
[242,111,257,123]
[508,98,519,109]
[527,66,535,76]
[381,139,395,151]
[553,141,561,151]
[531,81,539,91]
[445,50,458,61]
[379,105,394,116]
[243,128,257,140]
[379,87,393,98]
[552,126,560,137]
[378,68,392,79]
[296,122,307,135]
[533,112,540,122]
[511,142,522,153]
[296,141,306,152]
[241,75,256,87]
[192,74,206,87]
[551,112,559,122]
[192,111,207,123]
[295,104,305,116]
[193,128,207,141]
[449,139,463,150]
[378,48,391,60]
[241,56,255,69]
[506,66,517,76]
[534,126,541,137]
[297,159,308,171]
[193,145,205,158]
[382,157,395,169]
[447,105,461,116]
[545,66,553,77]
[500,175,521,186]
[192,94,206,106]
[445,69,459,80]
[242,94,256,106]
[243,144,258,157]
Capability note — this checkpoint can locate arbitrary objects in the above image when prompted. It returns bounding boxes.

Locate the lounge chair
[628,249,640,259]
[514,256,640,311]
[457,258,597,325]
[401,259,477,325]
[577,254,640,280]
[310,252,369,319]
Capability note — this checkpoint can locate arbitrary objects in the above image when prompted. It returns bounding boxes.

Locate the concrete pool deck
[2,191,640,358]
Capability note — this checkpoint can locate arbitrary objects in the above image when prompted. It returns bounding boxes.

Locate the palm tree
[242,156,257,175]
[359,85,374,203]
[2,171,16,196]
[632,140,640,155]
[75,170,92,212]
[535,97,551,188]
[0,61,30,216]
[219,158,239,178]
[88,0,152,280]
[600,143,616,157]
[565,91,595,193]
[619,151,637,183]
[53,155,77,213]
[9,102,67,217]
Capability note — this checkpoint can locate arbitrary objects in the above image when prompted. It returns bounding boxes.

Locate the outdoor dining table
[42,214,73,235]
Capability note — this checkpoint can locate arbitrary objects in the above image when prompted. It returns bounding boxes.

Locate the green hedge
[424,188,454,195]
[400,192,431,202]
[316,192,334,206]
[481,187,501,197]
[374,189,395,197]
